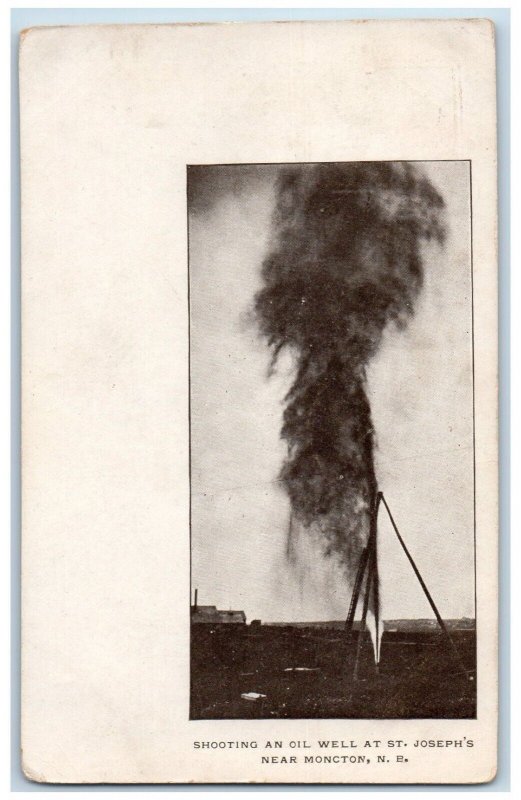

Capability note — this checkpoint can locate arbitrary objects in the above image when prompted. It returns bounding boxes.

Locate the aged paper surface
[20,20,497,783]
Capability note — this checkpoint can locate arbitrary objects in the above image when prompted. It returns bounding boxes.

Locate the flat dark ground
[190,624,476,719]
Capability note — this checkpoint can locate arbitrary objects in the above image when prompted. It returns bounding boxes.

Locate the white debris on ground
[240,692,267,701]
[284,667,320,672]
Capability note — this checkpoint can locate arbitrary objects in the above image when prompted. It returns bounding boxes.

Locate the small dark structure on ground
[190,590,246,625]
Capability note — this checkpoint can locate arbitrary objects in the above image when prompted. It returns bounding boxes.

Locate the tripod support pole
[345,491,470,680]
[353,548,374,681]
[345,493,382,638]
[345,544,370,637]
[379,494,470,678]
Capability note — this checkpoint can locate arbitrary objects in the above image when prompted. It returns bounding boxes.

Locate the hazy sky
[189,161,473,622]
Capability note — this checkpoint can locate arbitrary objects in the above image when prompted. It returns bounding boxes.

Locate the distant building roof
[191,605,246,624]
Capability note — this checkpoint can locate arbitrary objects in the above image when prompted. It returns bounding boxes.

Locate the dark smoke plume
[254,162,445,584]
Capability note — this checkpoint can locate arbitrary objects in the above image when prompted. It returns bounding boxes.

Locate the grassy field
[190,624,476,719]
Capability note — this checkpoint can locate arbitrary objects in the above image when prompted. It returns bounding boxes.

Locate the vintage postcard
[20,20,497,783]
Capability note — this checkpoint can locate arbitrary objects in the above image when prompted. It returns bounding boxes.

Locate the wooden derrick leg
[345,545,370,638]
[353,549,374,681]
[380,493,470,678]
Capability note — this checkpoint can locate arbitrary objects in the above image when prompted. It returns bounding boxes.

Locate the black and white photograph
[189,161,476,720]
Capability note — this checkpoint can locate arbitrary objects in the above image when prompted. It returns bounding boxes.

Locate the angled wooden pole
[345,544,370,636]
[346,492,382,637]
[353,553,374,681]
[380,493,470,677]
